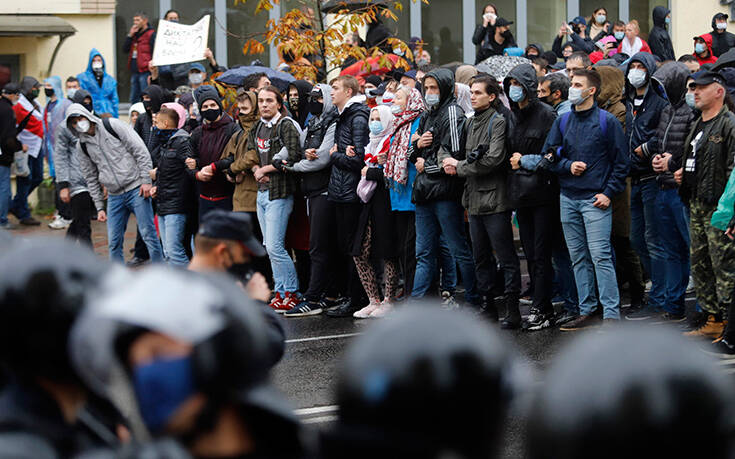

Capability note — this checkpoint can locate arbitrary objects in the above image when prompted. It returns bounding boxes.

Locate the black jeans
[54,180,72,220]
[468,211,521,297]
[517,204,555,312]
[394,210,416,297]
[66,192,93,247]
[334,201,367,308]
[304,195,336,301]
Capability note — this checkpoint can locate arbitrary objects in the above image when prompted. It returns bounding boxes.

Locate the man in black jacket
[410,68,480,308]
[326,75,369,317]
[648,6,675,62]
[624,52,670,321]
[708,12,735,57]
[0,84,23,230]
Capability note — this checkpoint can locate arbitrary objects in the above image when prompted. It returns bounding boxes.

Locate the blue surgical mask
[614,31,625,40]
[133,356,195,433]
[685,92,696,109]
[508,85,525,103]
[390,104,403,115]
[665,17,671,25]
[369,120,384,135]
[695,43,706,54]
[596,14,606,24]
[627,68,647,89]
[425,93,440,107]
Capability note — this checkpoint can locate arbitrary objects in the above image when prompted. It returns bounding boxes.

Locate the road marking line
[286,333,362,344]
[294,405,339,416]
[302,415,338,424]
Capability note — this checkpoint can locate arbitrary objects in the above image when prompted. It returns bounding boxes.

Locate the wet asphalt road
[269,295,731,457]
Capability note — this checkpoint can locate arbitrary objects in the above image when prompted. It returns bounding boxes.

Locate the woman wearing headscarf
[352,105,399,319]
[455,83,474,117]
[385,87,425,299]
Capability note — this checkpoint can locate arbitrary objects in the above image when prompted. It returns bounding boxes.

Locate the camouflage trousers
[690,199,735,317]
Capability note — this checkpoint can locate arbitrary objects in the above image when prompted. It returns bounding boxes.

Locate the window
[475,0,517,36]
[527,0,567,52]
[171,0,216,57]
[0,55,20,90]
[628,0,669,41]
[580,0,619,25]
[227,2,269,68]
[422,0,463,65]
[114,0,160,104]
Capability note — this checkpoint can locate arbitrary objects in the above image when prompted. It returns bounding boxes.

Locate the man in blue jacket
[624,52,670,320]
[76,49,119,118]
[542,68,630,331]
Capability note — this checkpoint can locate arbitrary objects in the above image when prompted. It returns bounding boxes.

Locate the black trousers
[304,195,336,301]
[394,210,417,297]
[334,201,367,307]
[468,211,521,296]
[54,180,72,220]
[517,204,555,312]
[66,192,93,247]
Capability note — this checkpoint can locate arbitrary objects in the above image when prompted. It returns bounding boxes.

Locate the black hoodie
[649,6,675,62]
[287,80,314,129]
[134,84,166,152]
[410,68,466,203]
[710,13,735,57]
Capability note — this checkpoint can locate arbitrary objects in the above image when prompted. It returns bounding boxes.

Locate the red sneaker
[269,292,284,313]
[276,292,302,313]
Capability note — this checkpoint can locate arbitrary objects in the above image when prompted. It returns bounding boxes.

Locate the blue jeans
[256,191,298,294]
[11,153,43,220]
[412,200,479,304]
[656,188,690,314]
[630,179,666,309]
[552,222,579,313]
[0,165,10,225]
[107,187,162,263]
[438,234,457,293]
[560,194,620,319]
[158,213,189,267]
[130,71,151,104]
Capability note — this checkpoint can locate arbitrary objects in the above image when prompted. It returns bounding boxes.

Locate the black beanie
[194,85,223,111]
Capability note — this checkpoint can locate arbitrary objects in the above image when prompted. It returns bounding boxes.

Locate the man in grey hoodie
[65,102,163,262]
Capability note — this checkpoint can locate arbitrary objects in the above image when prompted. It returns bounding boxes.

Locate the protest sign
[152,15,210,66]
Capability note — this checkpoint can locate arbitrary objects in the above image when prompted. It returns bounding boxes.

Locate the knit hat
[194,85,222,110]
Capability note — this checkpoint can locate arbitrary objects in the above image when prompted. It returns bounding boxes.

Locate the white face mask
[717,22,728,30]
[391,104,404,115]
[628,68,648,89]
[189,73,204,85]
[568,87,589,106]
[92,61,103,71]
[75,118,91,134]
[67,88,77,99]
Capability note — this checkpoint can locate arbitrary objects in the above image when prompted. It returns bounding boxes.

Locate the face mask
[75,118,91,134]
[189,73,204,85]
[568,87,589,106]
[133,356,195,433]
[665,17,672,25]
[83,102,93,113]
[44,88,54,98]
[92,62,103,73]
[369,120,384,135]
[695,43,706,54]
[416,58,429,67]
[717,22,727,30]
[596,14,606,24]
[391,104,404,115]
[425,93,440,107]
[627,68,647,88]
[288,97,299,110]
[509,85,525,103]
[201,108,221,122]
[30,88,40,99]
[542,95,555,106]
[66,88,77,99]
[614,31,625,40]
[238,112,252,126]
[308,100,323,116]
[501,30,512,39]
[685,92,696,109]
[382,91,395,104]
[393,48,404,56]
[142,99,152,113]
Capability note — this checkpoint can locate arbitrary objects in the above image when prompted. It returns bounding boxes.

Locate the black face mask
[142,99,152,113]
[308,99,323,116]
[501,30,512,39]
[83,102,93,113]
[225,250,252,280]
[44,88,54,98]
[201,108,221,122]
[187,118,199,130]
[30,88,40,100]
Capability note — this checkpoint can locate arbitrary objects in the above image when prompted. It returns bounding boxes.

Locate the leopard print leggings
[353,221,399,302]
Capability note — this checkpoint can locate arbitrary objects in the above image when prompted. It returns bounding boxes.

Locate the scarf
[364,105,395,165]
[384,88,425,185]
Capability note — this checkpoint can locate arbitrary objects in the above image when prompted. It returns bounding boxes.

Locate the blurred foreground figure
[527,326,735,459]
[70,267,302,459]
[321,306,525,459]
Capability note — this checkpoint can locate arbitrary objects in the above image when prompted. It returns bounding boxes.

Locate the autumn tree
[234,0,422,82]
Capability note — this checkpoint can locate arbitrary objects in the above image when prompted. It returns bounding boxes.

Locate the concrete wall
[0,0,114,14]
[671,0,729,58]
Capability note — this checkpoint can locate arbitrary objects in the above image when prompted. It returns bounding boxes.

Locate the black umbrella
[712,48,735,71]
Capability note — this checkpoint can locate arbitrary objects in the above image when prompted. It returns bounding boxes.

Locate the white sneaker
[645,280,652,293]
[686,276,695,294]
[441,291,459,310]
[369,301,393,318]
[353,302,381,319]
[48,215,71,230]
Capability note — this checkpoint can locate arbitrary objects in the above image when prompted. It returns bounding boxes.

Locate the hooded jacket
[42,76,64,165]
[412,68,466,204]
[596,65,627,127]
[152,129,194,215]
[640,62,695,189]
[0,96,21,168]
[709,14,735,57]
[503,64,557,208]
[225,90,260,212]
[65,103,152,212]
[54,90,92,197]
[648,7,675,62]
[133,84,166,152]
[293,83,338,198]
[624,52,669,178]
[287,80,314,130]
[694,34,718,65]
[76,49,119,118]
[328,95,370,203]
[13,77,43,159]
[472,24,518,63]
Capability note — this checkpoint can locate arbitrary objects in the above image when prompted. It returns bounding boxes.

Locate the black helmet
[0,238,110,384]
[321,306,526,459]
[70,267,296,440]
[527,326,735,459]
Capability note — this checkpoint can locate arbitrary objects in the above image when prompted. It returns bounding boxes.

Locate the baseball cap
[495,17,513,27]
[1,83,20,95]
[189,62,207,73]
[571,16,587,26]
[197,210,266,257]
[691,71,726,87]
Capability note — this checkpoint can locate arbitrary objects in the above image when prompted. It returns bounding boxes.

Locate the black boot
[500,294,521,329]
[476,295,499,322]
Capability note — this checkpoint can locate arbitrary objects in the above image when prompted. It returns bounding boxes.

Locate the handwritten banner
[152,15,210,66]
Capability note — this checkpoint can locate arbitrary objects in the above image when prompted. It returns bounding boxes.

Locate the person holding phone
[588,7,610,42]
[472,4,516,64]
[122,12,156,104]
